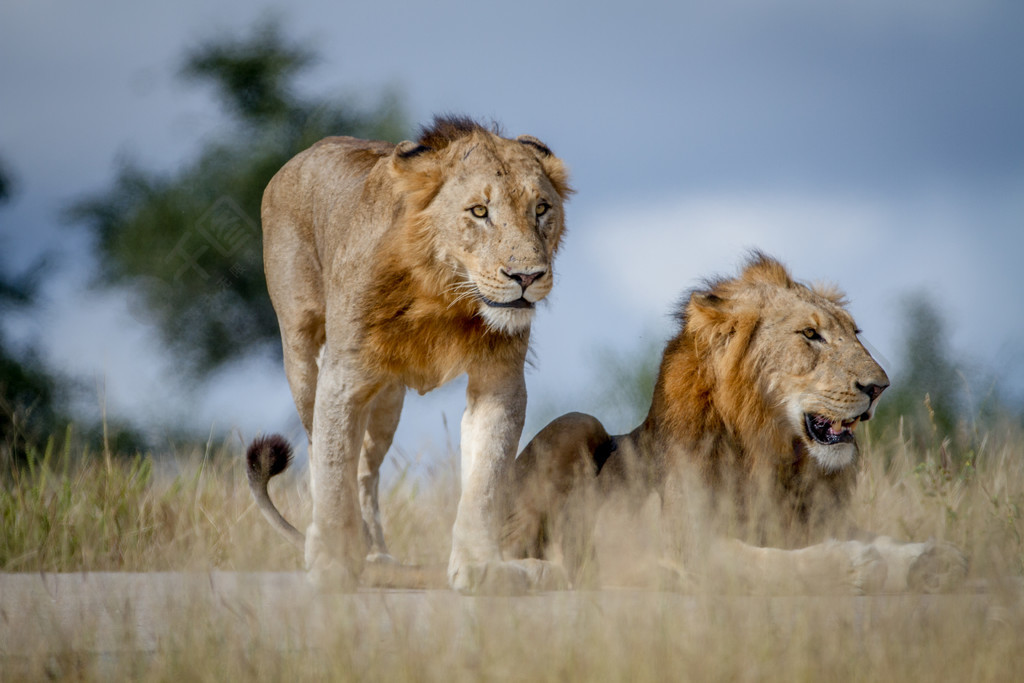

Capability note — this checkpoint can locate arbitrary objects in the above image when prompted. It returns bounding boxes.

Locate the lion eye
[535,202,549,217]
[802,327,824,342]
[470,205,488,219]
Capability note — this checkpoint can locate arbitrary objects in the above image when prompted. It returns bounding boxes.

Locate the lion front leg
[705,538,888,595]
[448,365,568,595]
[502,412,610,587]
[306,354,379,591]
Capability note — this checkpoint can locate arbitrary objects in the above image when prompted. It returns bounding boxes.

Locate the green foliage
[0,159,65,463]
[69,21,409,371]
[866,293,1023,466]
[874,293,963,440]
[0,338,60,462]
[0,156,12,204]
[0,174,144,462]
[181,20,314,124]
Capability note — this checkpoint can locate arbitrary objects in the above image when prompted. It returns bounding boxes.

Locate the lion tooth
[831,419,843,433]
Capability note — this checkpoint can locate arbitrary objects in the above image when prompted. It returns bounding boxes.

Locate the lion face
[686,255,889,473]
[763,294,890,471]
[391,130,571,335]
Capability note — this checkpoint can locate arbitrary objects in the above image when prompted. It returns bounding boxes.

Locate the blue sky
[1,0,1022,459]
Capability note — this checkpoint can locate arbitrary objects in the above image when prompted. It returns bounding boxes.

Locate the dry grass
[1,433,461,576]
[2,420,1024,681]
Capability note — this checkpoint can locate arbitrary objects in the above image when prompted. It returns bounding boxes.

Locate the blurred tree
[69,21,408,371]
[588,336,663,434]
[0,157,11,203]
[0,159,62,462]
[873,293,963,446]
[181,20,313,124]
[0,322,61,464]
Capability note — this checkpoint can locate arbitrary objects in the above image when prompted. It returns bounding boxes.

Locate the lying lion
[248,116,572,594]
[504,253,968,593]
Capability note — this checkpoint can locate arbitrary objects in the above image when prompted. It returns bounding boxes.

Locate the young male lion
[504,253,967,593]
[247,117,572,594]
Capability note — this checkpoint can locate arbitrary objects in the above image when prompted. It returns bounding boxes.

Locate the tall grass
[1,429,458,575]
[2,418,1023,681]
[857,409,1024,581]
[9,420,1017,582]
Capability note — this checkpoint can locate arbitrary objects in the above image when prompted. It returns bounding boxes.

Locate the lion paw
[844,541,887,594]
[655,559,697,593]
[307,558,360,593]
[366,552,400,566]
[824,541,887,594]
[906,540,968,593]
[449,559,569,595]
[515,558,571,591]
[305,525,362,592]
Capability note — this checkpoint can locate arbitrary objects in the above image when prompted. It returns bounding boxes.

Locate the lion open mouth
[804,413,858,446]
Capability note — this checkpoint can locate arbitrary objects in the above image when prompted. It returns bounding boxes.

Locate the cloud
[573,188,1024,386]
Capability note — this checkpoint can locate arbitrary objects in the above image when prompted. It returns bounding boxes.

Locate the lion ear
[689,292,727,321]
[516,135,552,157]
[517,135,574,200]
[390,140,443,210]
[392,140,432,163]
[685,291,733,339]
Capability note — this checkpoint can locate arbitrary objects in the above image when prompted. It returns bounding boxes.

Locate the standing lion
[505,253,968,593]
[247,116,572,594]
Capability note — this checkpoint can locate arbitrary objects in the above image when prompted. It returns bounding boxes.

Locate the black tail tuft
[246,434,293,482]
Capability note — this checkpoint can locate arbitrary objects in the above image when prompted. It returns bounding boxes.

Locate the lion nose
[857,382,888,403]
[503,270,545,290]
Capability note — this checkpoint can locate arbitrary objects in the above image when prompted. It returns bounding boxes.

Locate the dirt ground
[3,571,1023,680]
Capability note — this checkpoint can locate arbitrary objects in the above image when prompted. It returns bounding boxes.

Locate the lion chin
[788,403,861,472]
[479,303,536,335]
[471,267,552,334]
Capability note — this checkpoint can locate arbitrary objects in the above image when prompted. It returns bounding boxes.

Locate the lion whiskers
[444,279,480,310]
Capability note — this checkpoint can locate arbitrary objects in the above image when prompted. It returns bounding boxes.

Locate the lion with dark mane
[504,253,967,593]
[247,116,572,594]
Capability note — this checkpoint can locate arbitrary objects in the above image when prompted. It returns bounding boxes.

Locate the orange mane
[638,252,857,532]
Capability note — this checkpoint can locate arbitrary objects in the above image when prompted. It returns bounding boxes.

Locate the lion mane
[643,252,879,533]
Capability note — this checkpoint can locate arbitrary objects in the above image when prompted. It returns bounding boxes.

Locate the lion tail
[245,434,305,550]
